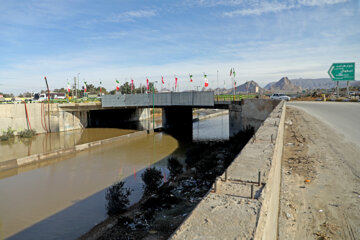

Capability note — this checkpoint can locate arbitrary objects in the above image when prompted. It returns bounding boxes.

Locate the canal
[0,114,229,240]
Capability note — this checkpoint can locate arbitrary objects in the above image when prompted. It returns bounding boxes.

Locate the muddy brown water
[0,115,229,240]
[0,128,136,163]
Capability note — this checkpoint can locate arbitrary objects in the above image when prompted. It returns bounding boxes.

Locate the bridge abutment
[229,99,281,137]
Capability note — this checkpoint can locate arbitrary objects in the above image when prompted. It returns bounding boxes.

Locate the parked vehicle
[35,92,67,102]
[270,93,290,101]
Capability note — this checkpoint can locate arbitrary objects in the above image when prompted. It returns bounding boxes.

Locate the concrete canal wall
[171,101,286,240]
[0,103,149,135]
[0,130,150,172]
[0,103,89,134]
[229,99,280,137]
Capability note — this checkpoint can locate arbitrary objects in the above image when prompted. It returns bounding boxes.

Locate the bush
[0,135,9,141]
[185,143,207,168]
[4,127,15,138]
[19,129,36,138]
[141,185,179,211]
[105,181,132,216]
[167,157,183,178]
[141,167,163,194]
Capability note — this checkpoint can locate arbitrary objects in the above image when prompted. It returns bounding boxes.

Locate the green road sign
[328,62,355,81]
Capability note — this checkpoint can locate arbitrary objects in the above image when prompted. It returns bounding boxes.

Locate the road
[288,101,360,147]
[279,101,360,240]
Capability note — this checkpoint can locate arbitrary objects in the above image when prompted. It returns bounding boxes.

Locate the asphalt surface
[288,101,360,148]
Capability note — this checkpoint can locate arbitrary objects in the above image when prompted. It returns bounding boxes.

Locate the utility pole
[73,77,76,98]
[77,73,80,98]
[44,77,51,133]
[217,70,219,96]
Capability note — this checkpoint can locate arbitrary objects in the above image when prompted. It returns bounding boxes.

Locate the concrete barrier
[254,102,286,240]
[171,101,286,240]
[0,130,148,172]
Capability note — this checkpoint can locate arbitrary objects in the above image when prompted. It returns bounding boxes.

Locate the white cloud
[223,2,294,16]
[107,9,157,22]
[222,0,349,17]
[299,0,348,6]
[88,32,128,40]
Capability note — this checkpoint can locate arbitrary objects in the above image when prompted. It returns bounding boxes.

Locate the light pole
[217,70,219,96]
[77,73,80,98]
[152,81,158,131]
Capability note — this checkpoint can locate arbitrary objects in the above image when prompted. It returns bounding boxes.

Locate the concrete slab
[171,193,260,240]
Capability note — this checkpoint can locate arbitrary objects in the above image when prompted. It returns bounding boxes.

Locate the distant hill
[236,80,265,93]
[264,77,302,93]
[291,78,360,89]
[222,80,264,94]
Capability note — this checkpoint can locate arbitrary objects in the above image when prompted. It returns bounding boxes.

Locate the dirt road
[278,105,360,240]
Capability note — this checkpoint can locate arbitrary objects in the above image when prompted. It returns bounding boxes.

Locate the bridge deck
[101,91,215,108]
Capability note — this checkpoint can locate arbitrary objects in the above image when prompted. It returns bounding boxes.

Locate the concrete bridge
[0,91,279,138]
[98,91,279,137]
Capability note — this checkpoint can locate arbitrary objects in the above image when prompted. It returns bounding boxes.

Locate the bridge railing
[101,91,215,107]
[214,94,256,102]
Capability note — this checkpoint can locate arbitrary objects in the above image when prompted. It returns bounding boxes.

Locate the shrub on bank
[141,167,163,194]
[4,127,15,138]
[167,157,183,178]
[18,129,36,138]
[105,181,132,216]
[0,135,9,141]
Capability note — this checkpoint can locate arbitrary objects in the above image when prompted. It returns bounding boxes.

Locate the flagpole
[217,70,219,96]
[233,68,235,101]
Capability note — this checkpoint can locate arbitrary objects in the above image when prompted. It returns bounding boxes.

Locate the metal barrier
[101,91,215,108]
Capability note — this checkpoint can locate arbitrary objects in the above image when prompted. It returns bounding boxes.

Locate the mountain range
[291,78,360,89]
[208,77,360,94]
[264,77,301,92]
[222,80,265,94]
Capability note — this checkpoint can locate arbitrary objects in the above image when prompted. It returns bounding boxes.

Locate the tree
[167,157,183,178]
[141,167,163,194]
[3,93,14,98]
[23,92,32,97]
[53,88,67,93]
[120,82,131,94]
[105,181,132,216]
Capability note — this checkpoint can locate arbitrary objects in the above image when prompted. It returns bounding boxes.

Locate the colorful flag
[175,76,178,90]
[204,73,209,87]
[131,79,134,91]
[84,82,87,93]
[67,82,71,93]
[161,76,164,84]
[233,68,236,78]
[230,68,232,77]
[189,74,193,82]
[116,80,120,91]
[146,78,149,90]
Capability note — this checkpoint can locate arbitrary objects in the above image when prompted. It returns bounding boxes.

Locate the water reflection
[193,114,229,141]
[0,128,136,163]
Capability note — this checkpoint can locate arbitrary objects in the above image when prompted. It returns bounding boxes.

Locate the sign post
[328,62,355,98]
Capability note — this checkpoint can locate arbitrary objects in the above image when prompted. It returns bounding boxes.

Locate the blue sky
[0,0,359,94]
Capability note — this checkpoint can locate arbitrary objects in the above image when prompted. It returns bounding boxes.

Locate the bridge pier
[162,107,193,137]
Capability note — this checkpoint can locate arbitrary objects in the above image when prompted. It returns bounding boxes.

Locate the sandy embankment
[279,107,360,239]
